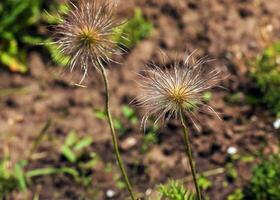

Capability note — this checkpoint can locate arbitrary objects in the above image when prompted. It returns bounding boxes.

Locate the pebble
[227,146,237,155]
[273,118,280,129]
[120,137,137,150]
[106,189,115,198]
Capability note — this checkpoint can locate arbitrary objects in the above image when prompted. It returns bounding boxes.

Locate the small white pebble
[126,137,137,146]
[227,146,237,155]
[145,188,152,196]
[273,118,280,129]
[106,189,115,198]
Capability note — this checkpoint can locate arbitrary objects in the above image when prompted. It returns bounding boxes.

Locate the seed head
[137,53,223,130]
[55,0,121,83]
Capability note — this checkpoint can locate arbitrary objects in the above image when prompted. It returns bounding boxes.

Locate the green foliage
[141,132,158,153]
[94,109,127,135]
[0,0,68,72]
[114,7,153,49]
[113,173,127,190]
[141,124,159,153]
[250,42,280,116]
[202,91,213,103]
[227,189,244,200]
[197,176,212,190]
[61,130,93,163]
[94,105,139,136]
[26,166,81,183]
[246,153,280,200]
[0,158,27,198]
[185,91,213,110]
[158,180,195,200]
[0,159,19,198]
[122,105,138,125]
[225,163,238,181]
[58,130,98,185]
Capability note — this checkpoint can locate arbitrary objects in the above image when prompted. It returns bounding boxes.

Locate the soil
[1,0,280,200]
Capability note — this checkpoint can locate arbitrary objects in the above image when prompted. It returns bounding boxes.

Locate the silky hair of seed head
[137,52,224,131]
[54,0,121,83]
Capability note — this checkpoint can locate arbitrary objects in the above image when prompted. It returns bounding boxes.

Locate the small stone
[120,137,137,150]
[145,188,152,196]
[106,189,115,198]
[273,118,280,129]
[227,146,237,155]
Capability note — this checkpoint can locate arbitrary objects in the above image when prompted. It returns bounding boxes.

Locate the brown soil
[1,0,280,199]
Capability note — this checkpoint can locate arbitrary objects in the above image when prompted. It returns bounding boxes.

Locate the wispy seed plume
[137,52,224,130]
[54,0,121,83]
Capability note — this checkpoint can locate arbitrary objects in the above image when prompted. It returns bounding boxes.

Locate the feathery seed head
[55,0,121,82]
[137,53,223,130]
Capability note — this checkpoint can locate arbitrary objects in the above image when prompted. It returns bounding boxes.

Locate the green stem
[100,65,136,200]
[179,109,202,200]
[28,119,52,160]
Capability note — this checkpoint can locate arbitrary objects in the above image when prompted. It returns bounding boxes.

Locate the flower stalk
[54,0,136,199]
[137,53,223,200]
[179,109,202,200]
[99,62,136,200]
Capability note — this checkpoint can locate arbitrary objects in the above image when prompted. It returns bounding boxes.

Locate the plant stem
[179,109,202,200]
[99,65,136,200]
[28,119,52,160]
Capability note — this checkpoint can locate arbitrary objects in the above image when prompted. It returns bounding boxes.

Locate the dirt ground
[1,0,280,199]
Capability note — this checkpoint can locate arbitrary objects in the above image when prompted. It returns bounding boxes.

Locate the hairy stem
[100,64,136,200]
[179,109,202,200]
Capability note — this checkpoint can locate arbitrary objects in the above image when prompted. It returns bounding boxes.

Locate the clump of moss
[250,42,280,116]
[158,180,195,200]
[245,153,280,200]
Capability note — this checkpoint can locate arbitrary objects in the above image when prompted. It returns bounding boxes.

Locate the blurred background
[0,0,280,199]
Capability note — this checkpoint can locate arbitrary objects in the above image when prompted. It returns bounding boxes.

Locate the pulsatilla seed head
[76,27,100,47]
[54,0,121,83]
[137,52,224,131]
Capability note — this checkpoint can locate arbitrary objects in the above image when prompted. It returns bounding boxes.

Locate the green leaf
[41,4,69,24]
[65,130,77,147]
[21,35,44,45]
[113,7,153,49]
[44,39,70,66]
[73,136,93,151]
[14,163,26,191]
[94,110,107,120]
[122,105,134,119]
[227,188,244,200]
[61,146,77,163]
[26,167,58,178]
[116,180,126,189]
[122,105,138,124]
[79,158,98,170]
[0,52,28,73]
[226,163,238,181]
[113,119,126,135]
[59,167,80,182]
[198,175,212,190]
[0,0,30,33]
[203,91,213,102]
[26,167,80,182]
